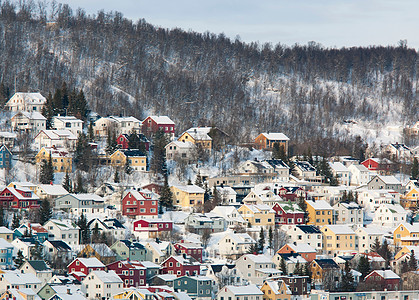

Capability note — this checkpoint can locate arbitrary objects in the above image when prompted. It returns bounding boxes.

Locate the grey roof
[26,260,51,271]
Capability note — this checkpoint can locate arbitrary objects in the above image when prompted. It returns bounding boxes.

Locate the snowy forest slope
[0,2,417,150]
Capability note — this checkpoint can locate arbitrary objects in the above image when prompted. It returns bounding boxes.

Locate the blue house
[0,145,12,169]
[0,238,14,267]
[14,223,50,243]
[173,276,214,299]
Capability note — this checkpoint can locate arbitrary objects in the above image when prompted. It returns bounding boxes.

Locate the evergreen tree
[379,239,392,267]
[412,158,419,180]
[39,155,54,184]
[39,199,52,225]
[114,168,120,183]
[371,237,381,253]
[297,197,309,223]
[106,129,118,155]
[88,122,94,142]
[401,260,409,273]
[294,261,301,275]
[30,242,44,260]
[0,207,4,227]
[92,223,100,242]
[42,92,54,129]
[303,263,312,282]
[14,250,25,268]
[74,132,95,172]
[150,129,168,175]
[409,250,417,271]
[77,214,90,244]
[280,256,288,275]
[124,159,133,175]
[268,226,274,250]
[195,171,203,187]
[258,227,265,253]
[63,171,72,192]
[187,179,192,185]
[212,185,221,206]
[159,177,173,209]
[12,213,20,229]
[247,243,257,254]
[340,261,355,292]
[74,172,86,194]
[272,143,287,162]
[358,255,370,280]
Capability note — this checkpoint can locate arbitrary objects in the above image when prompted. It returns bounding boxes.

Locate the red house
[67,257,105,281]
[116,133,150,151]
[174,242,203,263]
[272,202,305,225]
[107,260,147,287]
[142,183,163,195]
[133,219,173,238]
[122,190,159,217]
[276,243,316,262]
[361,158,392,174]
[0,186,40,209]
[364,270,400,290]
[160,255,200,277]
[141,116,175,138]
[277,187,306,201]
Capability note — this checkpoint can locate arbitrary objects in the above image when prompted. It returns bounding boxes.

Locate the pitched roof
[90,270,123,283]
[226,284,263,295]
[312,259,340,269]
[74,257,105,268]
[172,184,205,194]
[323,225,355,235]
[295,161,316,172]
[26,260,51,271]
[47,240,72,251]
[367,269,400,280]
[306,200,332,210]
[295,225,322,234]
[329,162,349,172]
[285,243,316,253]
[146,116,175,125]
[260,132,290,141]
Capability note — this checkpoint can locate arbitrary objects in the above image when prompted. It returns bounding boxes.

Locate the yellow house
[238,204,275,226]
[394,245,419,260]
[400,188,419,211]
[321,225,357,255]
[305,200,333,226]
[310,259,340,284]
[110,149,147,171]
[171,184,205,209]
[254,132,289,153]
[35,147,72,173]
[178,127,212,150]
[393,223,419,246]
[261,280,291,300]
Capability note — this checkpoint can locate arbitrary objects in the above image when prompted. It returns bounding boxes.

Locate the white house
[355,226,385,254]
[217,232,256,258]
[10,111,46,135]
[329,162,350,186]
[283,225,323,251]
[294,161,320,182]
[372,204,407,228]
[215,284,263,300]
[34,129,77,150]
[234,254,277,284]
[93,116,140,137]
[34,184,69,200]
[0,270,42,293]
[215,187,239,205]
[348,164,370,186]
[11,238,36,259]
[5,92,46,112]
[242,188,282,206]
[87,218,127,241]
[367,175,404,194]
[19,260,53,285]
[45,219,79,247]
[210,206,247,228]
[357,188,401,211]
[81,270,123,300]
[165,141,195,162]
[333,202,363,225]
[52,115,84,136]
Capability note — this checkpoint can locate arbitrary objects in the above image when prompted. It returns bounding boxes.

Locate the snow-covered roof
[244,254,273,263]
[0,131,17,138]
[37,129,77,140]
[12,111,46,120]
[11,92,46,104]
[37,184,69,196]
[224,232,255,245]
[146,116,175,125]
[0,238,13,249]
[368,270,400,279]
[0,226,13,234]
[226,284,263,295]
[323,225,355,235]
[183,127,212,141]
[74,257,105,268]
[306,200,332,210]
[374,175,401,185]
[165,141,194,149]
[90,270,123,283]
[260,132,290,141]
[71,193,105,202]
[396,222,419,233]
[286,243,316,253]
[357,226,385,235]
[172,184,205,194]
[53,115,83,123]
[378,204,407,214]
[337,202,361,210]
[240,204,275,213]
[2,270,42,285]
[4,187,39,200]
[349,164,369,172]
[329,162,349,172]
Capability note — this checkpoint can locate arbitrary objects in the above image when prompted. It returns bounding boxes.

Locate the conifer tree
[42,92,54,129]
[106,129,118,155]
[294,261,301,275]
[12,213,20,229]
[88,122,94,142]
[195,171,203,187]
[74,172,86,194]
[412,158,419,180]
[74,132,95,172]
[77,214,90,244]
[40,199,52,225]
[280,256,288,275]
[63,171,72,192]
[371,237,381,253]
[39,155,54,184]
[114,168,120,183]
[409,250,417,271]
[340,261,355,292]
[258,227,265,253]
[268,226,274,250]
[0,207,4,227]
[92,223,100,242]
[14,250,25,268]
[160,177,173,209]
[150,129,168,175]
[358,255,370,280]
[124,159,133,175]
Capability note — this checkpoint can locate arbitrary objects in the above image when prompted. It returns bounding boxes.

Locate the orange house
[277,243,317,262]
[254,132,289,153]
[393,223,419,246]
[400,188,419,211]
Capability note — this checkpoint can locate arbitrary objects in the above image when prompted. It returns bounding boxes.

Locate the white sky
[59,0,419,49]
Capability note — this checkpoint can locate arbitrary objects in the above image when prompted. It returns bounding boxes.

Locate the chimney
[67,288,71,295]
